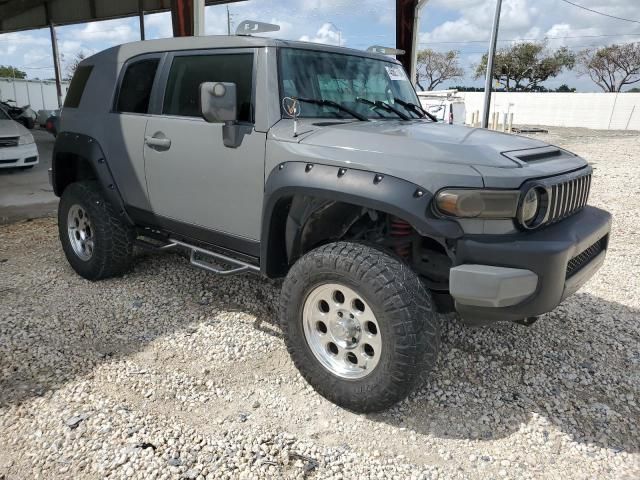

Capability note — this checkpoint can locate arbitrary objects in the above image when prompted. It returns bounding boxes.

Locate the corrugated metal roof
[0,0,239,34]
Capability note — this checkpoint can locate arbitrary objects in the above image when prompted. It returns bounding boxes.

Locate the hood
[298,120,548,168]
[269,119,589,189]
[0,119,29,138]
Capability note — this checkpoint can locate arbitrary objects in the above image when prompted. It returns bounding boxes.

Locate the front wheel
[280,242,440,413]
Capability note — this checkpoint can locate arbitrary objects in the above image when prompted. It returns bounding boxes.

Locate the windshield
[279,48,422,120]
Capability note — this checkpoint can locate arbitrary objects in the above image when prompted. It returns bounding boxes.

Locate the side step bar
[171,239,260,276]
[138,236,259,276]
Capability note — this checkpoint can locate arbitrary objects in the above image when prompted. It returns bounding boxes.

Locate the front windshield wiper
[297,97,369,121]
[356,97,409,120]
[393,97,438,122]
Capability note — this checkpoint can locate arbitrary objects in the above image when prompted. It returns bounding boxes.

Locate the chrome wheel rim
[67,204,94,261]
[302,283,382,379]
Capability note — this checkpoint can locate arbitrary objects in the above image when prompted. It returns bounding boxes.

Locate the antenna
[367,46,406,56]
[235,20,280,36]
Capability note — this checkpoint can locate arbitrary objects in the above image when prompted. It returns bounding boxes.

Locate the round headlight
[518,186,549,229]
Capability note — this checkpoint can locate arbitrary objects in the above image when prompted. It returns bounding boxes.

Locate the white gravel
[1,128,639,479]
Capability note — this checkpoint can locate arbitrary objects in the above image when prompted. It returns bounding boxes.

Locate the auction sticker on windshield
[385,64,407,81]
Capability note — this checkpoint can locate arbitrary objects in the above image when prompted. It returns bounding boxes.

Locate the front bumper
[451,206,611,325]
[0,143,39,168]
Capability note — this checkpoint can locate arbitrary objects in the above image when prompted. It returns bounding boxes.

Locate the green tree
[0,65,27,79]
[475,42,575,91]
[416,49,464,91]
[578,43,640,92]
[556,84,576,92]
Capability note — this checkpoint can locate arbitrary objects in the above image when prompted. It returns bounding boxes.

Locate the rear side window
[162,53,253,121]
[116,58,160,114]
[64,65,93,108]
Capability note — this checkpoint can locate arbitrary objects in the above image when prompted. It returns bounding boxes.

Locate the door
[144,50,265,246]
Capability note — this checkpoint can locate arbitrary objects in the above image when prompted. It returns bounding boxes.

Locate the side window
[116,58,160,114]
[162,53,253,122]
[64,65,93,108]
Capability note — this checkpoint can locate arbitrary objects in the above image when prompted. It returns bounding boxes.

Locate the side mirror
[199,82,237,123]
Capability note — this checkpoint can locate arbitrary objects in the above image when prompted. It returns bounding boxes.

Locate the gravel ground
[1,129,639,479]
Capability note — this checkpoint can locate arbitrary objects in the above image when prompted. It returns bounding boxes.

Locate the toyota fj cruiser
[51,34,611,413]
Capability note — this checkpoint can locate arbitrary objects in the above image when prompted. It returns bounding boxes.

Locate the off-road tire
[280,242,440,412]
[58,181,135,280]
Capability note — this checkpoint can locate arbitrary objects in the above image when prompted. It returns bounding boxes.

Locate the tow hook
[514,316,538,327]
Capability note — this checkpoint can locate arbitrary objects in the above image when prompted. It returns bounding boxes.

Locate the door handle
[145,135,171,149]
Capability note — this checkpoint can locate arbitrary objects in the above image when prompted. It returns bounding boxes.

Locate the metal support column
[410,0,430,87]
[45,1,63,108]
[395,0,416,80]
[138,0,145,40]
[482,0,502,129]
[171,0,194,37]
[193,0,205,36]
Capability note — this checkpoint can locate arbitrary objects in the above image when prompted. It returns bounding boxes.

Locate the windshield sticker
[385,65,407,81]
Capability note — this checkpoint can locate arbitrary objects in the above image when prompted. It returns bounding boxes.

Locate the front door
[144,50,265,249]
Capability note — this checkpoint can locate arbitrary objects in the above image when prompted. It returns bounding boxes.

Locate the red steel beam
[171,0,194,37]
[396,0,417,79]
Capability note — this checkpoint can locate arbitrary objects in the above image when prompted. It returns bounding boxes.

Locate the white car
[0,106,39,169]
[417,90,467,125]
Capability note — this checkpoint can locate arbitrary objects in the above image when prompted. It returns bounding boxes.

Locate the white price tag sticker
[385,65,407,81]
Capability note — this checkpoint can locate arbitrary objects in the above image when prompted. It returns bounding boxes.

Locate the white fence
[459,92,640,130]
[0,78,69,111]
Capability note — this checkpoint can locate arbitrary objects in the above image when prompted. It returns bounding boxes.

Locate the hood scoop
[502,146,570,164]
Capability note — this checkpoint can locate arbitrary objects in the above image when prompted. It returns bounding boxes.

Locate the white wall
[459,92,640,130]
[0,78,69,111]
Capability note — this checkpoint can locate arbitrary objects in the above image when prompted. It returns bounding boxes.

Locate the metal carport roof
[0,0,238,34]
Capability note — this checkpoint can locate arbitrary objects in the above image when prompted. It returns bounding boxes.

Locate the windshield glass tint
[279,48,420,119]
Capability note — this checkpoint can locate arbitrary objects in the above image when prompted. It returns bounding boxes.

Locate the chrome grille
[546,173,591,225]
[0,136,19,148]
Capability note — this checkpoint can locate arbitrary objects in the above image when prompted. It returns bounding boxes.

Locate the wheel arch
[52,132,133,225]
[260,162,463,277]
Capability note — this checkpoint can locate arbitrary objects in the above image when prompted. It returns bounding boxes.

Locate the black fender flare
[52,132,133,225]
[260,161,463,276]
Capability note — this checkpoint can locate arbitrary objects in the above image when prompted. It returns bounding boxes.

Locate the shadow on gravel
[1,242,638,454]
[370,292,640,453]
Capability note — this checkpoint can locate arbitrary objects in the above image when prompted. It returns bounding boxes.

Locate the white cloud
[299,23,344,46]
[145,12,173,39]
[72,20,138,43]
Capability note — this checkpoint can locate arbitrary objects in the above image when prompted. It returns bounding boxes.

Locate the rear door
[106,54,162,211]
[144,49,265,250]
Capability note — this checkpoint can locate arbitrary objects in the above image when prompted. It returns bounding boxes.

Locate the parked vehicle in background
[51,33,611,413]
[37,109,59,127]
[45,114,59,137]
[0,105,39,169]
[0,100,36,129]
[417,90,466,125]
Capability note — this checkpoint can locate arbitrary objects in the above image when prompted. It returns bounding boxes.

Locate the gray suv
[51,35,611,412]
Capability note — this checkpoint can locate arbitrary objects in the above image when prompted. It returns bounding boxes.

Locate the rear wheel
[281,242,439,412]
[58,181,135,280]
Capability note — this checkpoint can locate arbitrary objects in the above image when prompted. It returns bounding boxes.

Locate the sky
[0,0,639,92]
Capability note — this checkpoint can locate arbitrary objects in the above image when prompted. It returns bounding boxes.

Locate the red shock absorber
[390,217,412,258]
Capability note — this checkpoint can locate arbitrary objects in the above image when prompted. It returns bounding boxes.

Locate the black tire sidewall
[58,182,112,280]
[281,243,438,412]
